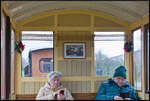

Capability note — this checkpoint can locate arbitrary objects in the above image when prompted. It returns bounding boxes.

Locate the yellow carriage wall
[15,10,149,100]
[15,10,128,95]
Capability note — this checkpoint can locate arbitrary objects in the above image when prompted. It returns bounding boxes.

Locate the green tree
[95,50,124,76]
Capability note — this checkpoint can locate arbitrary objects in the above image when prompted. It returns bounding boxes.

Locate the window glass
[39,58,53,73]
[21,31,53,77]
[94,32,125,76]
[133,28,142,90]
[11,29,15,94]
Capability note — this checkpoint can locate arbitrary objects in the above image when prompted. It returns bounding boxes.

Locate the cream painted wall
[15,10,128,95]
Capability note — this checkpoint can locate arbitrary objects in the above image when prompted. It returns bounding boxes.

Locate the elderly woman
[36,71,74,100]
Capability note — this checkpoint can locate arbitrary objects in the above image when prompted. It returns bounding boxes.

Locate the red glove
[60,90,64,95]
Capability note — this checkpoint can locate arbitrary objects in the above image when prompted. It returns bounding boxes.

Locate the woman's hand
[57,94,65,100]
[52,93,58,100]
[124,98,131,100]
[114,96,124,100]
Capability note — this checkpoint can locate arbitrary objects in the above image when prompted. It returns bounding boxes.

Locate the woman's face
[49,76,60,88]
[114,76,125,87]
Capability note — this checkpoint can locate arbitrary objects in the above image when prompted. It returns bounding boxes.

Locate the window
[144,24,149,93]
[94,31,125,76]
[133,28,142,91]
[1,10,6,99]
[21,31,54,77]
[39,58,53,73]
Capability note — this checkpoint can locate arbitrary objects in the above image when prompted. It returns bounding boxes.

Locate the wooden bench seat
[16,93,97,100]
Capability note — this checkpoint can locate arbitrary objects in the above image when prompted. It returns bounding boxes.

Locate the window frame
[144,23,149,93]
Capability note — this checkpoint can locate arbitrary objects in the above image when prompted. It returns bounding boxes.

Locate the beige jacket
[36,82,74,100]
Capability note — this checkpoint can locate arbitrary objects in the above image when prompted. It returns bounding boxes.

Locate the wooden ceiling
[3,1,149,24]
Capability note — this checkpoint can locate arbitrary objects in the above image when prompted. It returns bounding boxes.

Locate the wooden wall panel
[81,81,87,93]
[21,82,45,94]
[58,60,91,76]
[67,62,72,76]
[61,81,91,93]
[81,61,87,76]
[34,82,40,94]
[86,41,92,57]
[57,31,92,41]
[21,82,25,94]
[58,14,91,27]
[94,16,123,27]
[23,16,54,27]
[21,81,91,94]
[94,80,105,92]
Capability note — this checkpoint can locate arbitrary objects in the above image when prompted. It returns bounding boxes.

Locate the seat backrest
[16,93,97,100]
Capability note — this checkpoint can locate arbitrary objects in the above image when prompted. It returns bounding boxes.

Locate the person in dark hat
[96,66,138,100]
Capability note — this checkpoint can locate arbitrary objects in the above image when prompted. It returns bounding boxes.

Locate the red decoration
[60,90,64,95]
[124,42,133,52]
[18,43,25,50]
[15,41,25,53]
[124,46,129,52]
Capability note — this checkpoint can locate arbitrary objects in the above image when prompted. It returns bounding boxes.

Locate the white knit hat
[47,71,62,82]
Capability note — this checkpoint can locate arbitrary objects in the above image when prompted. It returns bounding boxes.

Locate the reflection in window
[39,58,53,73]
[21,31,53,77]
[94,32,125,76]
[133,28,142,90]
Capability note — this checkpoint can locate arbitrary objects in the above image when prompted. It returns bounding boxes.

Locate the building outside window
[21,31,53,77]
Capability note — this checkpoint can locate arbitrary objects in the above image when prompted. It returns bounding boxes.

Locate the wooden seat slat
[16,93,97,100]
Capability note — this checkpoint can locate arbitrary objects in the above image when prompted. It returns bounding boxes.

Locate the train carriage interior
[1,0,149,100]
